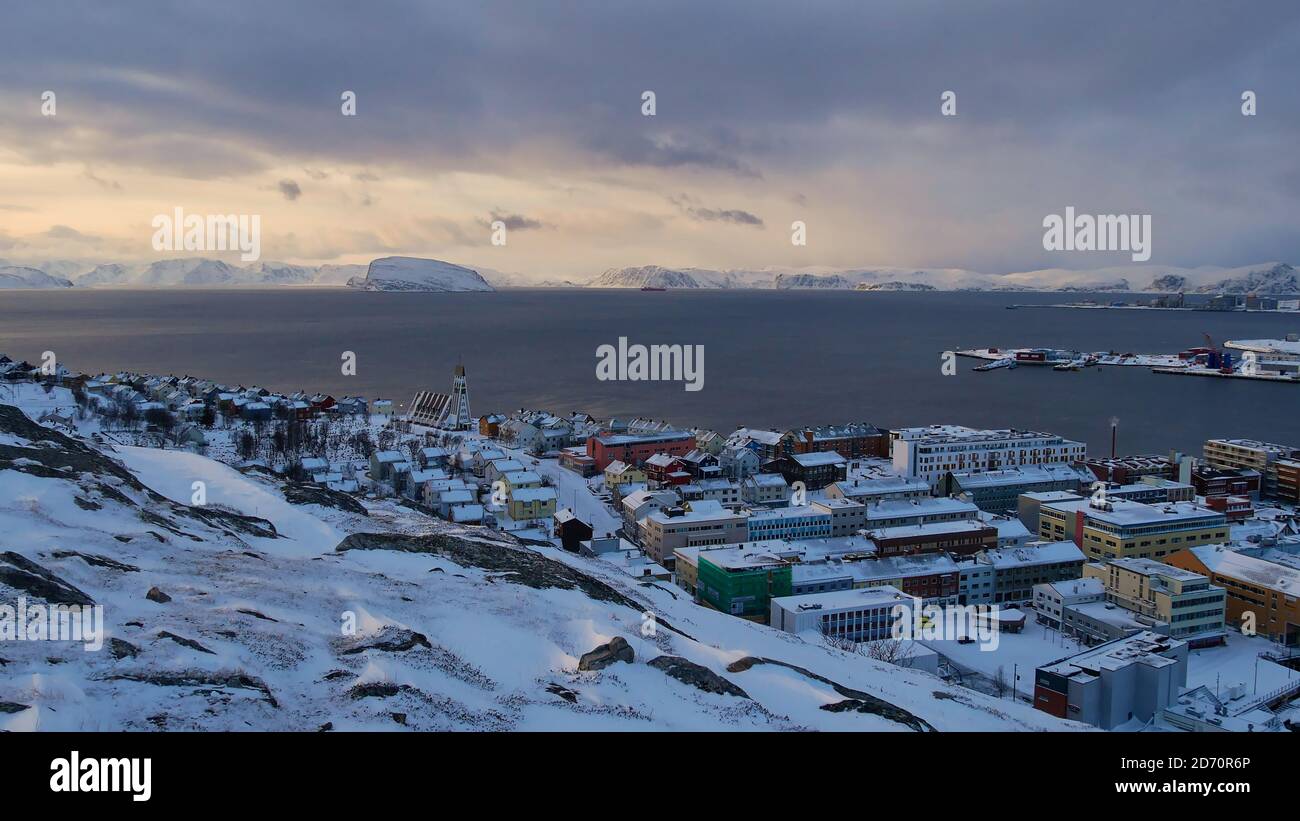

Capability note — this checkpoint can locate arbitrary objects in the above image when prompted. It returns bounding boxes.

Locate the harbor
[957,336,1300,384]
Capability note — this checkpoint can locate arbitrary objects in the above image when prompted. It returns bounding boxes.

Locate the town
[3,352,1299,732]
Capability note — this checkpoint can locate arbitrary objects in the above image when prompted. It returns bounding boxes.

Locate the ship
[973,357,1017,372]
[640,285,667,291]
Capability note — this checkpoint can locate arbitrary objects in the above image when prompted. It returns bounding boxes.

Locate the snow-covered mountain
[132,258,244,287]
[1190,262,1299,294]
[0,391,1080,732]
[346,256,495,292]
[312,263,368,286]
[587,265,772,290]
[856,281,937,292]
[0,265,74,289]
[584,262,1300,293]
[6,255,1298,293]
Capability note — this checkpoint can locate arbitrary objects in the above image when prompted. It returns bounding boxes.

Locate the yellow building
[1038,497,1228,562]
[604,460,647,490]
[501,470,542,491]
[507,486,557,521]
[1082,557,1226,647]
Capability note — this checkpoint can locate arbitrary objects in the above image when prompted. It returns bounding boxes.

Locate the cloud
[43,225,99,242]
[82,168,122,191]
[669,194,763,227]
[1,1,1298,272]
[483,211,545,231]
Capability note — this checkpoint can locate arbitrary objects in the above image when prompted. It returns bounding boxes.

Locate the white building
[891,425,1086,487]
[770,585,914,642]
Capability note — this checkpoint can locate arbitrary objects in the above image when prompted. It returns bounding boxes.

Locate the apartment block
[1037,496,1228,562]
[1082,557,1226,647]
[1166,545,1300,646]
[891,425,1086,488]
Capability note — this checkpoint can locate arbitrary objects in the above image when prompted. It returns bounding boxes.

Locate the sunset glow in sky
[3,1,1299,279]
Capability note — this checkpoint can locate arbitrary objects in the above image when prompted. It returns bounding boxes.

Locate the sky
[1,0,1299,280]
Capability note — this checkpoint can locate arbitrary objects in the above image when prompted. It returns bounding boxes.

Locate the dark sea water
[2,288,1297,455]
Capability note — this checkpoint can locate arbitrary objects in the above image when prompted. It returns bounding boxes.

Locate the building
[1203,438,1299,500]
[603,460,647,492]
[1203,494,1254,522]
[672,542,798,597]
[620,488,678,535]
[553,509,593,552]
[783,423,889,459]
[866,520,998,558]
[478,413,506,438]
[1191,465,1263,501]
[1086,454,1177,485]
[767,451,848,490]
[1165,545,1300,646]
[369,450,406,482]
[1017,490,1084,533]
[407,365,473,430]
[1037,496,1228,562]
[1091,478,1194,505]
[941,464,1093,513]
[1271,459,1300,505]
[1082,558,1226,647]
[727,428,786,462]
[1033,632,1188,730]
[507,486,557,522]
[861,497,980,530]
[640,500,749,567]
[770,585,913,641]
[1034,577,1103,629]
[695,545,792,622]
[959,560,996,606]
[892,425,1086,488]
[809,498,867,537]
[586,430,695,471]
[747,505,833,541]
[718,444,761,480]
[677,478,741,507]
[741,473,791,506]
[825,476,932,504]
[849,553,960,605]
[968,541,1086,605]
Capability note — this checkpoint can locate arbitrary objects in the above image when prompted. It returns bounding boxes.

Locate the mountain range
[2,257,1298,295]
[586,262,1300,294]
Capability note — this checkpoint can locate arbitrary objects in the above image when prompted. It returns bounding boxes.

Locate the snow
[347,256,495,292]
[111,445,345,557]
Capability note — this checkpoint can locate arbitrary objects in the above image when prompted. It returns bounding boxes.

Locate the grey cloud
[483,211,546,232]
[278,179,302,200]
[1,1,1299,268]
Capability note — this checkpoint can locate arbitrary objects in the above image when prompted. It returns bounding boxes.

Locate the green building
[696,547,793,623]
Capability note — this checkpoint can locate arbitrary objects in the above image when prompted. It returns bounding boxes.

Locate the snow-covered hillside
[585,262,1300,294]
[346,256,495,292]
[6,256,1298,293]
[0,265,73,289]
[0,401,1080,732]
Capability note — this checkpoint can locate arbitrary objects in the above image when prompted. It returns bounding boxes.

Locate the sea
[1,288,1297,455]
